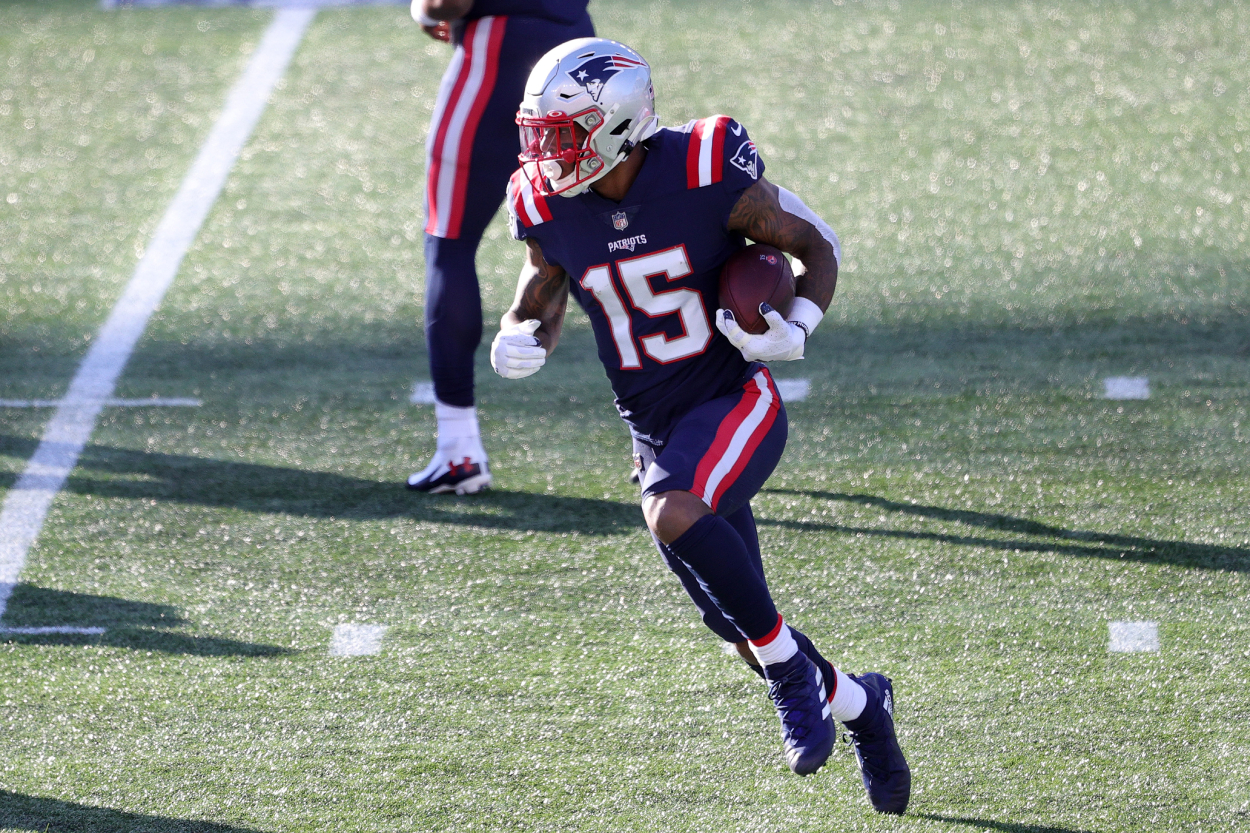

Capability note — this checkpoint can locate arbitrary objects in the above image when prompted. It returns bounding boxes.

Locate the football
[717,244,796,334]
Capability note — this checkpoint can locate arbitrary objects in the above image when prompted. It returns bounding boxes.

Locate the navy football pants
[422,13,593,407]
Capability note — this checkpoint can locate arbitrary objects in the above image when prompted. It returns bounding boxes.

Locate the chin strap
[625,114,660,151]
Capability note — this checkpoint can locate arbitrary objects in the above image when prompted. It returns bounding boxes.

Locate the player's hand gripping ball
[715,245,806,362]
[490,319,547,379]
[717,244,795,334]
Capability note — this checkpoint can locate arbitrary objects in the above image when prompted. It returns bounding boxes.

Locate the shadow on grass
[2,585,186,628]
[0,586,292,657]
[0,790,267,833]
[916,813,1098,833]
[0,434,643,535]
[762,489,1250,573]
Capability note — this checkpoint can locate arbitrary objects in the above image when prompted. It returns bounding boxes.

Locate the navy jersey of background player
[462,0,589,25]
[508,116,767,446]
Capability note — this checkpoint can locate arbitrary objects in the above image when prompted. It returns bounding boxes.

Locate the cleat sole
[413,472,493,495]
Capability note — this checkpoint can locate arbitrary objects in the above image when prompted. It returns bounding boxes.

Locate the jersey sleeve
[683,115,764,196]
[506,167,553,242]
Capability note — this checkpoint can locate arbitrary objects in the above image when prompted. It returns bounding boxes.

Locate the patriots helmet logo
[568,53,647,103]
[730,139,759,179]
[612,210,629,231]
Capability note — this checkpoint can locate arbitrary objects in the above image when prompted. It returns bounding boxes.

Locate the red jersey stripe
[685,115,732,189]
[685,118,705,189]
[509,169,552,228]
[707,115,730,185]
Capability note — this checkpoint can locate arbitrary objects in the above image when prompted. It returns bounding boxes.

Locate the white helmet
[516,38,659,197]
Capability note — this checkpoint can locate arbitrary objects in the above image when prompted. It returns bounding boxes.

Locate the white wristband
[787,296,824,340]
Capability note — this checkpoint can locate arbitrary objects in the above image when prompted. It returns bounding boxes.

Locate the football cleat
[844,673,911,815]
[763,652,836,776]
[406,442,492,495]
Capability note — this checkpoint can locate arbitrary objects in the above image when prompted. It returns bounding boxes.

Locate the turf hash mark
[329,624,388,656]
[1104,377,1151,400]
[1108,621,1160,653]
[775,378,811,402]
[409,381,437,405]
[0,8,315,625]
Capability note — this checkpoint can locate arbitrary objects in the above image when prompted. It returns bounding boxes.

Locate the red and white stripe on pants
[424,16,506,239]
[691,369,781,512]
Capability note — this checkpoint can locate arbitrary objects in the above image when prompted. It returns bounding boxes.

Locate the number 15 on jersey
[577,245,713,369]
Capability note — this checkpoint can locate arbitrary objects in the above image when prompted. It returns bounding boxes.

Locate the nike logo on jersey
[608,233,648,253]
[729,122,744,136]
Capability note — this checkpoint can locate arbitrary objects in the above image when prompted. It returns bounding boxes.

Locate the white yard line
[0,626,108,636]
[1108,620,1160,653]
[0,398,202,408]
[0,8,315,623]
[329,624,388,656]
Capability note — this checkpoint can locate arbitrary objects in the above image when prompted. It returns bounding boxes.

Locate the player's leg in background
[409,13,594,493]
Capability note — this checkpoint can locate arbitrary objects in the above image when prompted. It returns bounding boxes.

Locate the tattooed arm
[501,237,570,354]
[727,177,838,313]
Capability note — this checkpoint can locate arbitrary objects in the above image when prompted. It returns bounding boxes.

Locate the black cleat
[406,444,492,495]
[844,672,911,814]
[764,652,836,776]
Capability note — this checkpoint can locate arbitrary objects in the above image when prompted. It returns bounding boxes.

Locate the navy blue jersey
[465,0,590,24]
[508,116,767,445]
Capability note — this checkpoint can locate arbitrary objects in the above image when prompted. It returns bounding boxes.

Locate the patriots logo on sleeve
[568,53,647,102]
[730,140,759,179]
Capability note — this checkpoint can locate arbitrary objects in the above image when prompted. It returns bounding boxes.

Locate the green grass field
[2,1,1248,830]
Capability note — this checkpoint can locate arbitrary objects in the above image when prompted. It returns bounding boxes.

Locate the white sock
[748,618,799,668]
[828,668,867,722]
[434,398,480,448]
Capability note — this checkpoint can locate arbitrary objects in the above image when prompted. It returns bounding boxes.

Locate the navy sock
[666,514,779,641]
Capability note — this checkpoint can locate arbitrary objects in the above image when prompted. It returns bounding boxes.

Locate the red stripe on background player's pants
[443,16,507,239]
[424,32,472,236]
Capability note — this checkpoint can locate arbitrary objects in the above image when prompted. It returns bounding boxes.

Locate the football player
[405,0,594,494]
[493,38,911,812]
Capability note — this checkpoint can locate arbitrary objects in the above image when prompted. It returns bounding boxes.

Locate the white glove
[490,319,547,379]
[715,303,806,362]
